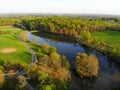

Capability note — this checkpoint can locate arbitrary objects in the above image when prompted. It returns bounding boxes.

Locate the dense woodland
[1,16,120,35]
[15,16,120,35]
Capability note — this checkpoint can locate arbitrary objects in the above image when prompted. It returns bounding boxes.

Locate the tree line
[14,16,120,35]
[1,16,120,35]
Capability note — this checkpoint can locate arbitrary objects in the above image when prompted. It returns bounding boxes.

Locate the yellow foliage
[75,53,99,77]
[27,63,38,78]
[0,69,4,87]
[19,31,29,41]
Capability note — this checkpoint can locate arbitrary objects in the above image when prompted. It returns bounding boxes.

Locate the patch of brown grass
[1,48,17,53]
[0,30,5,34]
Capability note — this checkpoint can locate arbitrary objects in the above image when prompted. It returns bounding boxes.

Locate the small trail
[15,36,38,77]
[16,36,38,90]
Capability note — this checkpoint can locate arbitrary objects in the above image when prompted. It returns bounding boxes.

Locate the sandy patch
[1,48,17,53]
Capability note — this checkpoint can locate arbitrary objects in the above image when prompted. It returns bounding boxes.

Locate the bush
[75,53,99,77]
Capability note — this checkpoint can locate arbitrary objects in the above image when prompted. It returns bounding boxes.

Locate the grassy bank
[92,31,120,49]
[0,26,31,67]
[77,30,120,63]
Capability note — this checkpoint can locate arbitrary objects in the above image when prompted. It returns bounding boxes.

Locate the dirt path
[15,36,38,90]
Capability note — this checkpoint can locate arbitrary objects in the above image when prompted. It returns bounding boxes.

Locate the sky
[0,0,120,15]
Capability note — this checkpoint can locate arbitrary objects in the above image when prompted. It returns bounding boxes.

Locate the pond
[28,31,120,90]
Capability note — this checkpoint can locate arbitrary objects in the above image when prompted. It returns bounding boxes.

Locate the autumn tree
[78,30,93,44]
[61,55,70,69]
[17,75,27,89]
[27,63,38,78]
[32,36,38,44]
[75,53,99,77]
[19,31,29,41]
[0,66,4,87]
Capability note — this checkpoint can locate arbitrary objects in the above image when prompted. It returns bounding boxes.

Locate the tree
[48,47,56,54]
[75,53,99,77]
[40,85,52,90]
[0,68,4,87]
[32,36,38,44]
[49,23,55,33]
[27,63,38,78]
[61,55,70,69]
[19,31,29,41]
[78,30,93,43]
[17,75,27,89]
[50,52,61,68]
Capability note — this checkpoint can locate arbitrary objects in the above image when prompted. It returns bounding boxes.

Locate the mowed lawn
[0,26,31,67]
[92,31,120,49]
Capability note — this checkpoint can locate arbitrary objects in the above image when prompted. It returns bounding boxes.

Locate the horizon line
[0,12,120,16]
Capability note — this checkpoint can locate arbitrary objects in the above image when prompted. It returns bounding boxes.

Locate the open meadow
[92,30,120,49]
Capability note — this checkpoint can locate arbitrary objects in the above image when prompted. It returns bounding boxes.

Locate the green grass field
[92,31,120,49]
[0,26,31,67]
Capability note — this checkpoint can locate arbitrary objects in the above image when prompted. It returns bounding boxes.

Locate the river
[28,31,120,90]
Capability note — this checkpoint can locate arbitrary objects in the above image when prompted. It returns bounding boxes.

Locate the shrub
[75,53,99,77]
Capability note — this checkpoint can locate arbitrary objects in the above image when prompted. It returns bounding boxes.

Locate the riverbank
[92,31,120,63]
[80,43,120,64]
[29,28,120,64]
[76,30,120,64]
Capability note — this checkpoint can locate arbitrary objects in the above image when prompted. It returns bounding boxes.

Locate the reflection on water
[28,32,120,90]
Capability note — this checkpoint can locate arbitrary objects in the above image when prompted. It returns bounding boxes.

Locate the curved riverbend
[28,32,120,90]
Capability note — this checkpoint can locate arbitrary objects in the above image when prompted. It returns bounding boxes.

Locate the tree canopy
[75,53,99,77]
